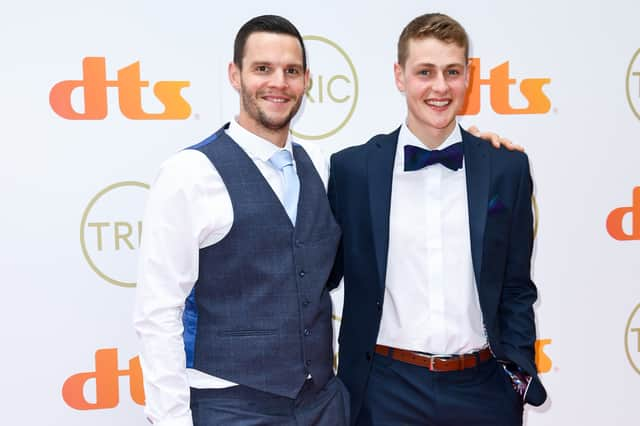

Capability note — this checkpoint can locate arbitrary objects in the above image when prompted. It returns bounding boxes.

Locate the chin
[429,116,457,129]
[263,118,291,131]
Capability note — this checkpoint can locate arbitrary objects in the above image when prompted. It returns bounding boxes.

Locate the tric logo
[607,187,640,240]
[291,36,358,140]
[626,48,640,120]
[460,58,551,115]
[50,57,191,120]
[80,181,149,288]
[626,303,640,375]
[62,348,144,410]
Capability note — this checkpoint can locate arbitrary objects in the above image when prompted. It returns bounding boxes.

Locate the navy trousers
[356,352,523,426]
[191,376,350,426]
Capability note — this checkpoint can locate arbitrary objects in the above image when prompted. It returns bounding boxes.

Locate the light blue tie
[269,149,300,225]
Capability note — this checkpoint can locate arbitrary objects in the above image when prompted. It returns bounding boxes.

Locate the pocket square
[488,195,507,214]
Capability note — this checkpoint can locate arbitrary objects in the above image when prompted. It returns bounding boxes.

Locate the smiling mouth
[262,95,290,104]
[425,99,451,107]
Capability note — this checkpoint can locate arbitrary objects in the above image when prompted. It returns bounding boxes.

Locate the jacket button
[302,300,310,307]
[299,270,306,277]
[366,351,371,361]
[306,360,312,367]
[376,301,382,312]
[304,329,311,336]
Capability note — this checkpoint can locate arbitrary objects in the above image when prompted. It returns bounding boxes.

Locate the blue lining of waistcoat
[183,287,198,368]
[187,125,227,150]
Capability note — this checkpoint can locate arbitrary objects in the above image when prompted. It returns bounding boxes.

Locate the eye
[256,65,269,73]
[448,69,460,76]
[418,69,430,76]
[286,67,301,75]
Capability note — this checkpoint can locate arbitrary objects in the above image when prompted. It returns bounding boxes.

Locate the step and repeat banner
[2,0,639,424]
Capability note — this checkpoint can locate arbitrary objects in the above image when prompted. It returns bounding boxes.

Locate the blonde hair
[397,13,469,66]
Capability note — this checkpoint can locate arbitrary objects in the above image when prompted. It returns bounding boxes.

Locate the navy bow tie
[404,142,464,172]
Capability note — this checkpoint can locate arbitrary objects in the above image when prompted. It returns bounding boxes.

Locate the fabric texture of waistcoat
[182,126,341,398]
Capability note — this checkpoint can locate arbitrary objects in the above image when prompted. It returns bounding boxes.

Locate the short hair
[233,15,307,71]
[397,13,469,66]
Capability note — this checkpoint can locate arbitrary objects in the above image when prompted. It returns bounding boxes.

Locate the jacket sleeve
[498,154,546,406]
[326,153,344,290]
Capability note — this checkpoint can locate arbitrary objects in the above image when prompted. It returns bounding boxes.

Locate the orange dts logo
[65,341,554,411]
[607,187,640,240]
[62,348,144,410]
[535,338,553,373]
[50,57,191,120]
[460,58,551,115]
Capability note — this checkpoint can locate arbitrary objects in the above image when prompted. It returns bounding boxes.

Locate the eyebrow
[414,62,465,68]
[248,61,304,68]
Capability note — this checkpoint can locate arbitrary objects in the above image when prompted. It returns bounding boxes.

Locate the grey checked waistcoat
[182,125,341,398]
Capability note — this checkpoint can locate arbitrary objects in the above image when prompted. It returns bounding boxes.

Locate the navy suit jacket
[328,127,547,419]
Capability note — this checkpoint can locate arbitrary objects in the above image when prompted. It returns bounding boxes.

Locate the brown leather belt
[374,344,493,372]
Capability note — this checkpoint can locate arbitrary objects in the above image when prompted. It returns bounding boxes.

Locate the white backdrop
[2,1,640,425]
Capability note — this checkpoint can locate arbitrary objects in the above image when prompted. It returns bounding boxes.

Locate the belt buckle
[429,354,451,371]
[429,356,436,371]
[434,354,459,371]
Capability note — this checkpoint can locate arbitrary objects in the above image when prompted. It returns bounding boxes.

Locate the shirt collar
[397,120,463,169]
[399,120,463,151]
[226,118,294,162]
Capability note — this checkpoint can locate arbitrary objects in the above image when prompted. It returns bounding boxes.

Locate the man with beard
[134,13,513,426]
[134,15,348,426]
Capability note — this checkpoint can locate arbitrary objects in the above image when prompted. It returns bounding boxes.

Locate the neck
[406,119,457,149]
[236,116,289,148]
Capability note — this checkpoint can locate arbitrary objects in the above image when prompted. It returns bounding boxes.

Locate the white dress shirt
[133,119,329,426]
[376,121,488,355]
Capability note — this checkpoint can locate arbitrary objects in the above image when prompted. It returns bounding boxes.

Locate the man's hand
[467,126,524,152]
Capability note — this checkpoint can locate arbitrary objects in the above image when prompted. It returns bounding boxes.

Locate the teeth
[265,97,287,103]
[427,100,449,107]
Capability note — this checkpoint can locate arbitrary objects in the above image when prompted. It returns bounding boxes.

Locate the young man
[134,15,349,426]
[329,13,547,425]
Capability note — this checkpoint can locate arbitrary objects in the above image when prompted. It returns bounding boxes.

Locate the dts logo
[65,340,554,412]
[62,348,144,410]
[50,57,191,120]
[607,187,640,240]
[535,338,553,373]
[460,58,551,115]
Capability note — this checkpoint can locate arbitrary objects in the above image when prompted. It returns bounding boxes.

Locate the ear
[464,58,471,89]
[303,68,310,92]
[394,63,405,92]
[228,62,241,91]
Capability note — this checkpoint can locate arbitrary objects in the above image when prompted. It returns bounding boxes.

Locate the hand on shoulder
[467,125,525,152]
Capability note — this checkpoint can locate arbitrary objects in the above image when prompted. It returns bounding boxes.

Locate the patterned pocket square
[488,195,507,215]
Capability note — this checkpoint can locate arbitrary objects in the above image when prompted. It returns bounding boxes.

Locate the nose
[432,71,447,93]
[270,69,288,88]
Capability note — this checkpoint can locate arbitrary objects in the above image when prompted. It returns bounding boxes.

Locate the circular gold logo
[80,181,149,287]
[625,303,640,374]
[626,48,640,120]
[291,35,358,140]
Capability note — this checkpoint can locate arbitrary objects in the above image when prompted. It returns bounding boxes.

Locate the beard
[240,85,303,132]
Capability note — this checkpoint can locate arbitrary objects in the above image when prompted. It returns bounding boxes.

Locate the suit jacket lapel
[368,128,400,290]
[462,127,491,285]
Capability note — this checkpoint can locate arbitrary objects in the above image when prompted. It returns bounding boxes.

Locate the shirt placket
[424,166,446,351]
